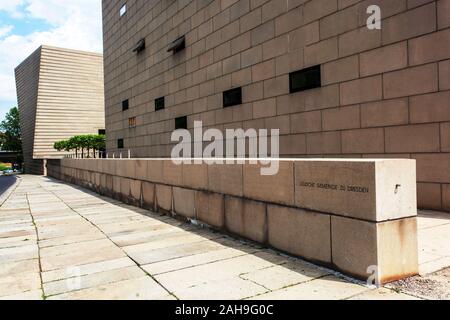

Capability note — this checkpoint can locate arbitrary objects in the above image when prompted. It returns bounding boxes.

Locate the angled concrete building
[15,45,105,175]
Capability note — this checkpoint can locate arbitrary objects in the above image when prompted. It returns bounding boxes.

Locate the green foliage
[53,134,106,158]
[0,163,12,171]
[53,141,65,151]
[0,107,22,152]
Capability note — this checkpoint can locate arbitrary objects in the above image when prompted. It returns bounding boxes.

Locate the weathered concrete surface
[49,158,419,282]
[0,176,448,300]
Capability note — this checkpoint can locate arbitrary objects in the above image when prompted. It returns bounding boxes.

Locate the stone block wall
[102,0,450,212]
[47,158,419,284]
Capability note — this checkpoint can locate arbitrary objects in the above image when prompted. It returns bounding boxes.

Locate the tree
[93,134,106,152]
[68,136,81,158]
[85,135,95,158]
[78,135,88,158]
[53,141,64,151]
[0,107,22,152]
[91,134,105,158]
[53,134,106,158]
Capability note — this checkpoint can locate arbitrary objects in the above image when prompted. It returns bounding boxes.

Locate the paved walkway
[0,175,449,300]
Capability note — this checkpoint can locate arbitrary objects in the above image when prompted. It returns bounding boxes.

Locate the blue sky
[0,11,51,36]
[0,0,103,122]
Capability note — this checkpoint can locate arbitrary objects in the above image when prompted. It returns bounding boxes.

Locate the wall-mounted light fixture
[167,35,185,54]
[132,39,146,54]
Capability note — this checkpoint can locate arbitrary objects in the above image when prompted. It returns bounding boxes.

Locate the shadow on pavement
[0,175,17,197]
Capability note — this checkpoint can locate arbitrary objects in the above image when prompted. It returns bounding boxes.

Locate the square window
[119,4,127,17]
[155,97,165,111]
[223,87,242,108]
[289,65,321,93]
[175,116,187,130]
[122,99,129,111]
[117,139,124,149]
[128,117,136,127]
[98,129,106,135]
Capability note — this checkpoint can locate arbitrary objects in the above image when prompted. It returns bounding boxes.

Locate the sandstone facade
[15,46,105,175]
[102,0,450,211]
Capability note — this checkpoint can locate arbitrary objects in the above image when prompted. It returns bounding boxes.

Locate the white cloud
[0,0,26,18]
[0,26,14,38]
[0,74,16,102]
[0,0,103,106]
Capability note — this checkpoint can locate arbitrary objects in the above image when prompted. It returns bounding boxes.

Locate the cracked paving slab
[0,175,448,300]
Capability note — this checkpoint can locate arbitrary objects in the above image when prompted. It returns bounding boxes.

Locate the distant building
[15,45,105,175]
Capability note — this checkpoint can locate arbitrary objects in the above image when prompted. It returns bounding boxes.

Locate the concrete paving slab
[0,259,40,277]
[122,232,224,254]
[155,252,284,293]
[47,277,173,300]
[0,290,43,300]
[175,277,268,300]
[250,275,369,300]
[0,244,39,263]
[0,175,448,300]
[127,239,230,265]
[39,232,105,248]
[0,271,41,298]
[240,260,331,291]
[43,266,145,297]
[349,288,421,300]
[142,247,259,276]
[0,229,35,239]
[419,257,450,276]
[40,245,126,272]
[42,257,135,283]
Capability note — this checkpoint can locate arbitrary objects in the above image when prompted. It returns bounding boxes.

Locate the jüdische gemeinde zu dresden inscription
[299,181,370,194]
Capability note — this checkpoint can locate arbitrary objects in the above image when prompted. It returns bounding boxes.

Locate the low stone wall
[47,158,419,284]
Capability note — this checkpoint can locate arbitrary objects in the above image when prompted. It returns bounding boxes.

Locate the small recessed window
[128,117,136,127]
[117,139,124,149]
[175,116,187,130]
[289,65,321,93]
[119,4,127,17]
[122,99,129,111]
[223,87,242,108]
[98,129,106,135]
[155,97,165,111]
